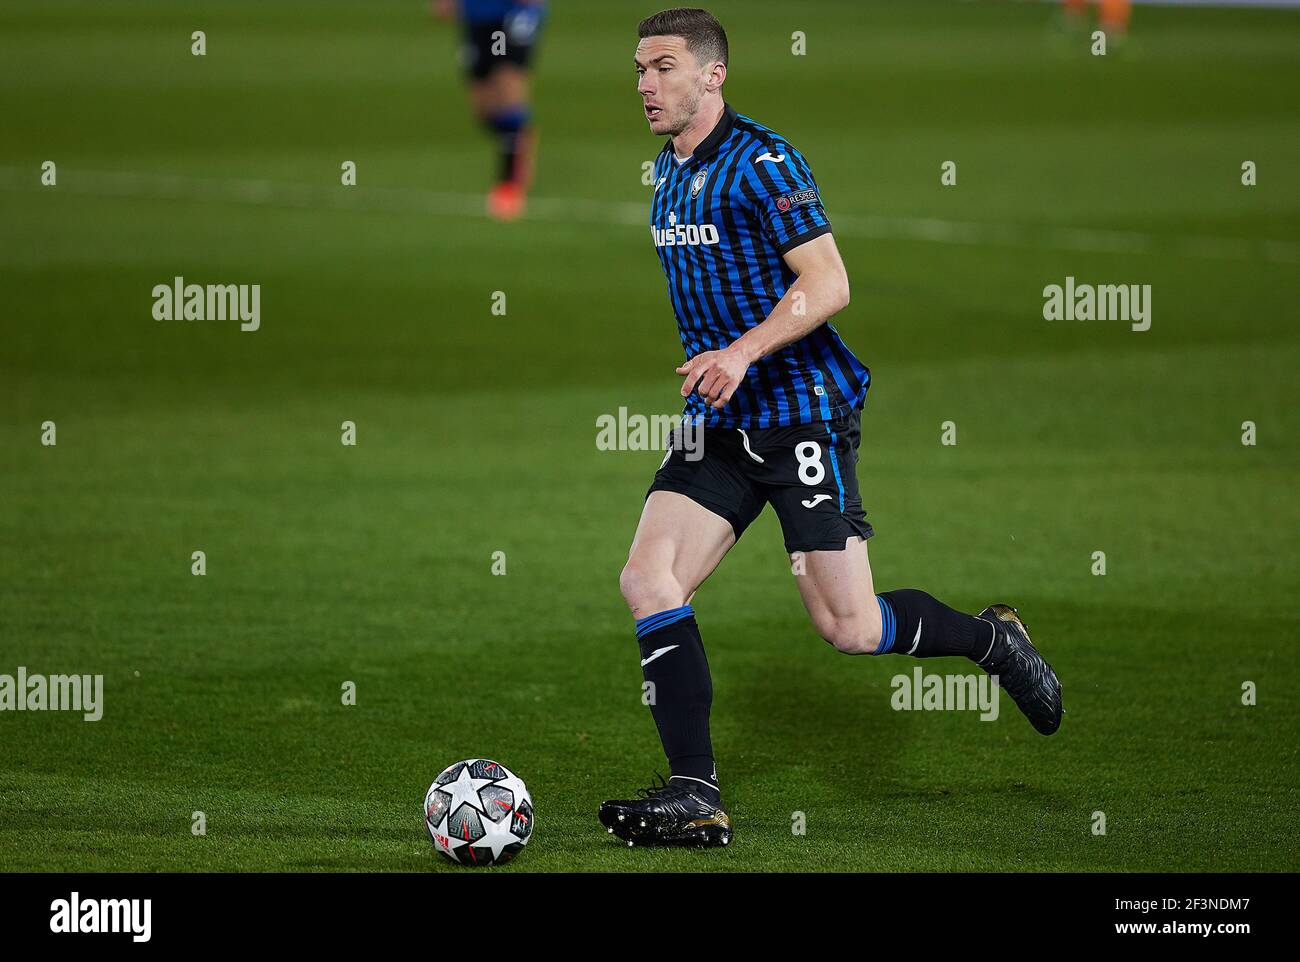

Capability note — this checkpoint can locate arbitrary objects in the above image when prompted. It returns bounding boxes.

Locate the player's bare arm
[678,233,851,410]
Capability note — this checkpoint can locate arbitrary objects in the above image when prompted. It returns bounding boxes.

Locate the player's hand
[676,346,751,410]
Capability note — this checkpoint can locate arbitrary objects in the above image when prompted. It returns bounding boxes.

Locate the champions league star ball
[424,758,534,866]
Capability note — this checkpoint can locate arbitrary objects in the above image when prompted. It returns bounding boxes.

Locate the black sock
[484,107,529,184]
[634,605,719,799]
[875,589,997,662]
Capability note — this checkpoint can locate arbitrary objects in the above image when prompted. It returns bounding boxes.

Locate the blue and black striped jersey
[459,0,545,24]
[649,104,870,428]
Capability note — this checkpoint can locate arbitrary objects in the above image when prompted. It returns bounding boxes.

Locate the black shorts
[648,409,874,553]
[461,12,542,81]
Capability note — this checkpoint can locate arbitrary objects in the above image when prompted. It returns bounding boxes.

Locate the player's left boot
[598,774,732,848]
[977,604,1064,735]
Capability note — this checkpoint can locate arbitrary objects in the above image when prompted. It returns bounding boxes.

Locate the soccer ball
[423,758,534,866]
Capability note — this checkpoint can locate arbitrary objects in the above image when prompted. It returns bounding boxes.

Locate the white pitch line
[2,166,1296,265]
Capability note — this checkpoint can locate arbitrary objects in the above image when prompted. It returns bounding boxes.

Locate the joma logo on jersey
[651,222,721,248]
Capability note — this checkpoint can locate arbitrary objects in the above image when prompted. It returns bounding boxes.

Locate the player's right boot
[598,774,732,848]
[487,181,526,221]
[977,604,1064,735]
[486,129,536,222]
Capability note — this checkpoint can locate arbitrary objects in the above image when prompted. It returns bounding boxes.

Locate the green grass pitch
[1,0,1297,872]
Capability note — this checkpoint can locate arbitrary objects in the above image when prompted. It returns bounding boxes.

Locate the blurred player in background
[1062,0,1131,40]
[435,0,547,220]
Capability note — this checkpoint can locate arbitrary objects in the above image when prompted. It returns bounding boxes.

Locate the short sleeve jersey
[649,103,870,428]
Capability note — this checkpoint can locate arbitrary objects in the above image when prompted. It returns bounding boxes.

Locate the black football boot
[599,774,732,847]
[976,604,1064,735]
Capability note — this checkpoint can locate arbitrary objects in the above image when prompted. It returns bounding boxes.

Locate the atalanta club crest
[691,168,708,197]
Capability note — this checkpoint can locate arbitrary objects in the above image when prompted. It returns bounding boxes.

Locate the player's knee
[815,614,881,655]
[619,560,684,617]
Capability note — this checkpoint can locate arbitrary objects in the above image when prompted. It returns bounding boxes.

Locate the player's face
[635,35,706,137]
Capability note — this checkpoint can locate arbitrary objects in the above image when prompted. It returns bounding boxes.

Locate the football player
[599,8,1063,849]
[437,0,547,219]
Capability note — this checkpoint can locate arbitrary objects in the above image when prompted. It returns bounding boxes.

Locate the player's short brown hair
[637,8,729,68]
